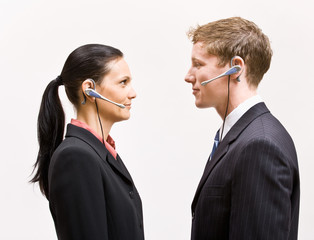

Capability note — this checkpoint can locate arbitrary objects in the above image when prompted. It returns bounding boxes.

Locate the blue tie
[210,130,220,160]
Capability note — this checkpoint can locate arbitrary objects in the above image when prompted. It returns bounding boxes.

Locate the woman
[31,44,144,240]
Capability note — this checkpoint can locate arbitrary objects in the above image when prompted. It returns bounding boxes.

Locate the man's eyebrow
[192,57,204,63]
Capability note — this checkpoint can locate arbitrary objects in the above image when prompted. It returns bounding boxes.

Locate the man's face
[185,42,229,109]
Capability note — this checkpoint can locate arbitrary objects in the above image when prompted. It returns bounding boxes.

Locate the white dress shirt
[219,95,263,141]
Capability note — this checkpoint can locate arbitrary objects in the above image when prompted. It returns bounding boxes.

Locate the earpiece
[81,79,96,105]
[230,56,241,82]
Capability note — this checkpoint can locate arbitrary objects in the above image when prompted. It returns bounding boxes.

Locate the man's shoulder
[251,110,290,138]
[238,111,297,158]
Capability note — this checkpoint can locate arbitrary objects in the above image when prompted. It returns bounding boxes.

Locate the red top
[71,119,117,159]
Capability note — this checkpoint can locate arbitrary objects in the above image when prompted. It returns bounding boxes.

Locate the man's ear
[81,79,96,104]
[231,56,244,82]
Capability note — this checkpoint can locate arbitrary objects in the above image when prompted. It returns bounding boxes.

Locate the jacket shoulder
[48,137,104,183]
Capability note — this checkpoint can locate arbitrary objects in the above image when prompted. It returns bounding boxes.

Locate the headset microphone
[85,88,126,109]
[201,65,241,86]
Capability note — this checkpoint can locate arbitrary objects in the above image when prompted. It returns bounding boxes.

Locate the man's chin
[195,101,210,109]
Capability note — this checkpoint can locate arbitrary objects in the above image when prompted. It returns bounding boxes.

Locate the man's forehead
[191,43,210,60]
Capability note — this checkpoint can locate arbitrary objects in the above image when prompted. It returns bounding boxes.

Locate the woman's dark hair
[31,44,123,198]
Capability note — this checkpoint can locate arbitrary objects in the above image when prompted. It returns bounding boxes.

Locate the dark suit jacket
[48,124,144,240]
[191,103,300,240]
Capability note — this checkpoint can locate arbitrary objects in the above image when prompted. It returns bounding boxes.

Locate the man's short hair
[188,17,272,87]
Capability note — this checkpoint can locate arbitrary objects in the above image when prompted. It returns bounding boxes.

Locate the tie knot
[210,130,220,160]
[214,130,220,142]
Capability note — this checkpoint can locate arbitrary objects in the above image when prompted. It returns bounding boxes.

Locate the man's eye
[193,62,201,68]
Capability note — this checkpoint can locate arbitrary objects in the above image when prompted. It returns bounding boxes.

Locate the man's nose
[185,67,195,83]
[185,73,195,83]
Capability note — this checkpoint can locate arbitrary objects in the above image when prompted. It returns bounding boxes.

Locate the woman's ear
[231,56,244,82]
[81,79,96,104]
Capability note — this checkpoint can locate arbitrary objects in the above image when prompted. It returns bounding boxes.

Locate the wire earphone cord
[220,75,230,142]
[95,99,105,145]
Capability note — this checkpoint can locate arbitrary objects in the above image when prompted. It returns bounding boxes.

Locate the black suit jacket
[48,124,144,240]
[191,103,300,240]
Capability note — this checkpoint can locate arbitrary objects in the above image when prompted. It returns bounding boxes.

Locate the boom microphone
[201,65,241,86]
[85,88,126,108]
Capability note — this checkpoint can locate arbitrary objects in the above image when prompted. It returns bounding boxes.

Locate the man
[185,17,300,239]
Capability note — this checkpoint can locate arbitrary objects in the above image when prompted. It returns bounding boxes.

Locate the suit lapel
[192,103,270,211]
[191,139,229,211]
[65,124,133,184]
[106,152,133,184]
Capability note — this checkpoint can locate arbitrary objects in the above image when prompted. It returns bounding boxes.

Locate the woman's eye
[121,79,127,85]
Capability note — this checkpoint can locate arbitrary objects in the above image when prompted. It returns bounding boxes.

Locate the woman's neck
[76,109,113,140]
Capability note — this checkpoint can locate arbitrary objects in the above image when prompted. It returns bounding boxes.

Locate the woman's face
[96,58,136,123]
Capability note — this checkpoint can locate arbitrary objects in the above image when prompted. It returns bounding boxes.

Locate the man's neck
[216,84,257,119]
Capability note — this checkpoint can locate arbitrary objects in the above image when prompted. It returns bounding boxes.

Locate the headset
[83,79,125,108]
[201,57,242,86]
[200,56,242,142]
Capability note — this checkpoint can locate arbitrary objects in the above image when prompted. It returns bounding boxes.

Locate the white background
[1,0,313,239]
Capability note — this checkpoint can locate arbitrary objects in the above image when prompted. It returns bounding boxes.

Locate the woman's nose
[128,86,137,99]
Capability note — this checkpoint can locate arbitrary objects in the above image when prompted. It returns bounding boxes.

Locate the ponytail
[31,76,65,198]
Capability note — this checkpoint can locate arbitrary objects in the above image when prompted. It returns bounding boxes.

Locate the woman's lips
[192,89,199,95]
[124,103,132,108]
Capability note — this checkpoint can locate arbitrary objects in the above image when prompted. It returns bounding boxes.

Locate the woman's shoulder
[48,136,106,201]
[50,136,102,171]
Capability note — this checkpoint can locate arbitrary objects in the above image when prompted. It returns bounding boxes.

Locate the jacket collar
[65,124,133,184]
[192,102,270,211]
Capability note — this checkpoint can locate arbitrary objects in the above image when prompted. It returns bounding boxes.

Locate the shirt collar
[70,119,117,159]
[219,95,263,140]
